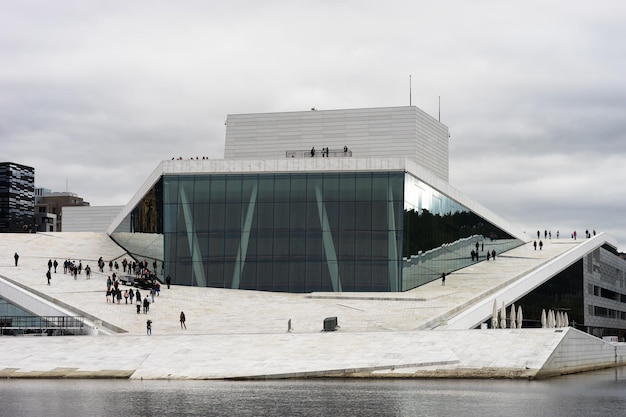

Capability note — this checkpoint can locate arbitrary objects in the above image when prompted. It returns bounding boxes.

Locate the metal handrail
[0,315,84,336]
[286,149,353,158]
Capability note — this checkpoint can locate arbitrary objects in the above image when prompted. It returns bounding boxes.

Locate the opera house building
[4,105,626,380]
[104,106,626,338]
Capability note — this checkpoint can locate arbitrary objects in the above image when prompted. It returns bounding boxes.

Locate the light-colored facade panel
[64,206,124,232]
[224,106,449,181]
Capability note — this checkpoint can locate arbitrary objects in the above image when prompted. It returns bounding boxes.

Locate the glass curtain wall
[115,170,524,293]
[402,173,523,290]
[514,260,584,329]
[162,172,404,292]
[110,179,164,277]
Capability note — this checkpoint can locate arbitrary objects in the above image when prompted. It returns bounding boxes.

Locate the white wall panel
[63,206,124,232]
[224,106,449,181]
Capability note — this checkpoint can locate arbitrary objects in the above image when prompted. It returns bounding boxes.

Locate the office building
[0,162,35,233]
[35,190,90,232]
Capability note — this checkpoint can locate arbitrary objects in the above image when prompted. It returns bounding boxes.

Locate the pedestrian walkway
[0,232,580,335]
[1,232,621,380]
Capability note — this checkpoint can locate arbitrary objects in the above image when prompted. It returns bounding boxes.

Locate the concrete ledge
[0,368,134,379]
[3,328,621,381]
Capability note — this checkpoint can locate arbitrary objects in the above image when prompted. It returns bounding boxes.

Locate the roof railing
[286,148,352,158]
[0,315,85,336]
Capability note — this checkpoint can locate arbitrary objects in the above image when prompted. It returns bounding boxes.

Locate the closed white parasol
[510,303,516,329]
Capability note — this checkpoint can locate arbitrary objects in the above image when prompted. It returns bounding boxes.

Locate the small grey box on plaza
[323,316,338,331]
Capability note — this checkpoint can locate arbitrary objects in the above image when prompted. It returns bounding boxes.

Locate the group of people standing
[470,241,496,262]
[105,276,153,313]
[537,229,596,241]
[23,250,185,335]
[309,145,350,158]
[106,275,125,304]
[97,256,160,279]
[44,258,89,284]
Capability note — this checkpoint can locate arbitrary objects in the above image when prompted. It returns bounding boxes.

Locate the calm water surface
[1,368,626,416]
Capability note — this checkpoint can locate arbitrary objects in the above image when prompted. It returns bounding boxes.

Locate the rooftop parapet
[286,148,353,158]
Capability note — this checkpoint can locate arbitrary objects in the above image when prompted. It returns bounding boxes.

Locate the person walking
[46,270,51,285]
[14,252,19,266]
[53,259,58,273]
[441,272,446,286]
[180,311,186,329]
[166,274,171,289]
[146,319,152,335]
[136,297,141,314]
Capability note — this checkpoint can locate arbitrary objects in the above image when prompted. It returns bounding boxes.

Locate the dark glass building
[110,159,524,292]
[0,162,35,233]
[109,107,528,293]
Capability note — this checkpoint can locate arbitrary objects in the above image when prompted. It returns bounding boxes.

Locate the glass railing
[0,315,84,336]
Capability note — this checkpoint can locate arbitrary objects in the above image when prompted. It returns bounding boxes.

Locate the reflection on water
[1,367,625,417]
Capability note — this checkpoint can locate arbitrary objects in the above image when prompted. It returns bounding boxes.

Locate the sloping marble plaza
[1,232,625,379]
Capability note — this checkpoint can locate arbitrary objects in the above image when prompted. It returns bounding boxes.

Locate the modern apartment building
[0,162,35,233]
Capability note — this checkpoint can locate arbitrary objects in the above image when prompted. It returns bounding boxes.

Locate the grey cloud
[3,1,626,249]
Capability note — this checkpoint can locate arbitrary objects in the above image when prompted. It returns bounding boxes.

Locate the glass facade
[160,172,405,292]
[0,295,35,317]
[402,175,521,290]
[515,260,584,329]
[112,170,524,293]
[0,162,35,232]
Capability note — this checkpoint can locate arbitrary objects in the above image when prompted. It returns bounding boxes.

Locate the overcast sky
[3,1,626,249]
